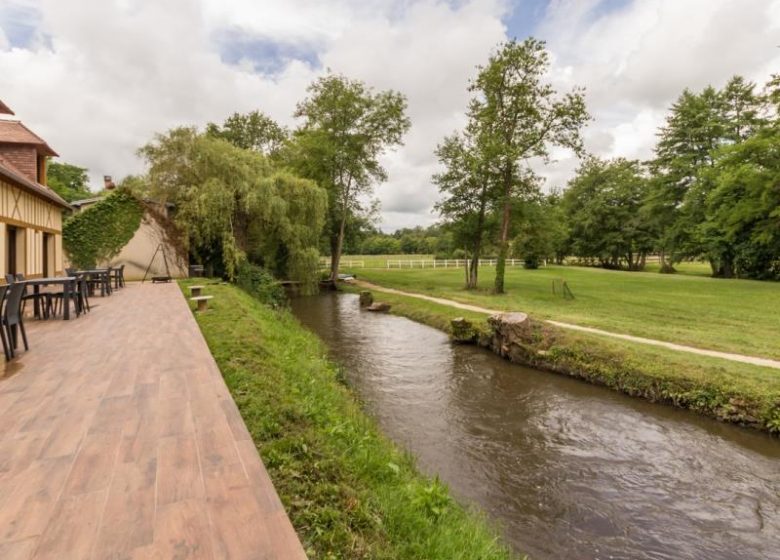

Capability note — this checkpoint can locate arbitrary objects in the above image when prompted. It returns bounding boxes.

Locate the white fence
[385,258,524,269]
[318,260,365,269]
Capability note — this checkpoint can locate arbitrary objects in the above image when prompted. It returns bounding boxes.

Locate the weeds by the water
[344,284,780,434]
[181,280,518,560]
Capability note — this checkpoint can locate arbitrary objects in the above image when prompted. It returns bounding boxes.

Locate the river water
[290,293,780,560]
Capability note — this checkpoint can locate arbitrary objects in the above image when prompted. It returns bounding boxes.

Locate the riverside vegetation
[341,271,780,434]
[180,279,518,560]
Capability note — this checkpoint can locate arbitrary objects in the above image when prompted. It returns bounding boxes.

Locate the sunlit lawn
[349,264,780,360]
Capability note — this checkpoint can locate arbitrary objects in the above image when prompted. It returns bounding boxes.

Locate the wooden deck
[0,282,307,559]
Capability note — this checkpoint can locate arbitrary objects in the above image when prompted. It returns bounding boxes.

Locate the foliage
[511,193,568,268]
[206,110,288,156]
[433,132,495,288]
[700,125,780,279]
[138,127,326,286]
[63,188,143,269]
[183,281,518,559]
[289,73,411,282]
[467,38,589,293]
[235,261,287,308]
[563,158,654,270]
[47,161,93,202]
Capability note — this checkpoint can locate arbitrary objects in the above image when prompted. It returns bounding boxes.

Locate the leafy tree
[512,192,568,267]
[468,38,589,293]
[138,127,326,286]
[699,125,780,279]
[563,158,653,270]
[433,132,495,288]
[289,74,410,282]
[47,161,93,202]
[206,111,288,156]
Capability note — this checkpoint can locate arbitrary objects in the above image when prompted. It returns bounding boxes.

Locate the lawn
[348,264,780,360]
[182,280,518,560]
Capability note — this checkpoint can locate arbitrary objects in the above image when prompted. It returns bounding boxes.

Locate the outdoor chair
[4,282,29,357]
[0,285,11,361]
[111,264,126,289]
[50,276,89,318]
[13,273,52,319]
[5,274,15,285]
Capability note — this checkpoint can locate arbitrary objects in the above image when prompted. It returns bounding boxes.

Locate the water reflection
[291,293,780,560]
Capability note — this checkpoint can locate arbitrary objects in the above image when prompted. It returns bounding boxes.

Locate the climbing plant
[63,189,144,269]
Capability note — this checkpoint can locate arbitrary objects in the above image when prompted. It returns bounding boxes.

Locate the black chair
[0,285,11,361]
[4,282,29,357]
[5,274,15,285]
[111,264,125,289]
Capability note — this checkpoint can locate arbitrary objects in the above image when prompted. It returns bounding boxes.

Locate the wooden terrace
[0,282,306,559]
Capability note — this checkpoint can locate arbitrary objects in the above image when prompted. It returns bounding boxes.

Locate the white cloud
[1,0,779,231]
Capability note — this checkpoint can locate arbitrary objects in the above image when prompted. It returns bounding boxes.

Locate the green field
[347,265,780,360]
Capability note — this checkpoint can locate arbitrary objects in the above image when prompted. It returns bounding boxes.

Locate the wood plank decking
[0,282,306,559]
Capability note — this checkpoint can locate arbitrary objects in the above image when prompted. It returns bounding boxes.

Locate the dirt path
[353,280,780,371]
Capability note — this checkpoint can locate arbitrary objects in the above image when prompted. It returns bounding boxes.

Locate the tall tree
[138,127,326,285]
[563,158,654,270]
[47,161,92,202]
[433,133,495,288]
[206,111,288,156]
[289,74,410,282]
[469,38,589,293]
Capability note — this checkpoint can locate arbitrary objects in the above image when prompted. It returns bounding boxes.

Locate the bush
[235,261,287,308]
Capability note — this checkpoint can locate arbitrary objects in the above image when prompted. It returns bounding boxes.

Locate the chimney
[104,175,116,190]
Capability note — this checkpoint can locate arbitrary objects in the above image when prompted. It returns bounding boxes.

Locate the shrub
[235,261,287,308]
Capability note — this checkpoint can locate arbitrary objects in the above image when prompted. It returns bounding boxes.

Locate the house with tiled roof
[0,100,70,278]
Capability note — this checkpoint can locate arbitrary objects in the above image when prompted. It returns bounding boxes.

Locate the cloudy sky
[1,0,778,231]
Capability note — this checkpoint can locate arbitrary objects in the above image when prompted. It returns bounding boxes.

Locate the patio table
[22,276,78,320]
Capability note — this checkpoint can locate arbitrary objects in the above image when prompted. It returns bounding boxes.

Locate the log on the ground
[359,290,374,307]
[366,302,391,312]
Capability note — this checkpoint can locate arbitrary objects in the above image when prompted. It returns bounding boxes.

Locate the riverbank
[343,284,780,435]
[179,280,518,560]
[350,265,780,360]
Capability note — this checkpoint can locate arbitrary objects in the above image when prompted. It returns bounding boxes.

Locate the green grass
[347,284,780,433]
[180,280,518,560]
[347,264,780,360]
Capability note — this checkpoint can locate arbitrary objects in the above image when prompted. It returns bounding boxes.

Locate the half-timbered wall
[0,177,64,279]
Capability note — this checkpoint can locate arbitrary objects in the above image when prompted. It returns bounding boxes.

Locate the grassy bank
[348,265,780,360]
[344,284,780,434]
[179,280,518,560]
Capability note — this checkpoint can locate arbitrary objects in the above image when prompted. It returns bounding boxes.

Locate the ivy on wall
[63,189,144,269]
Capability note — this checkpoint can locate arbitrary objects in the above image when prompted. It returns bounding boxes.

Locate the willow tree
[138,127,326,287]
[470,39,589,293]
[290,74,410,282]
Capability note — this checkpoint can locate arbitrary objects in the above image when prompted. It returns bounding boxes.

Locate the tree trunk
[494,169,513,294]
[467,191,488,290]
[330,203,348,283]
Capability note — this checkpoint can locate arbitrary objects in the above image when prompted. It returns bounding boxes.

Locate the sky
[1,0,779,232]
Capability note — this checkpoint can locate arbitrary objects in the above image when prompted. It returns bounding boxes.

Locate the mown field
[346,264,780,360]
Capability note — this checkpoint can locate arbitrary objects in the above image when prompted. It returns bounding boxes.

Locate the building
[0,101,70,279]
[70,182,188,281]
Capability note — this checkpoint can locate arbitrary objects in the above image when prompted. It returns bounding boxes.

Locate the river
[290,292,780,560]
